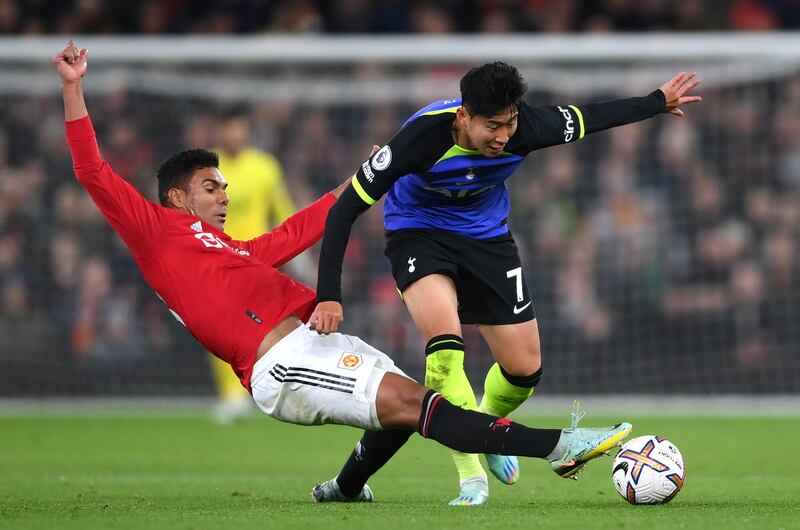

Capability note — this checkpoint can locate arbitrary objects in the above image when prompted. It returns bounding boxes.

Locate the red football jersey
[66,116,336,391]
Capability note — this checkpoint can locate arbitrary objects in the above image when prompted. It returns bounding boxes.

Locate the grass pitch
[1,407,798,530]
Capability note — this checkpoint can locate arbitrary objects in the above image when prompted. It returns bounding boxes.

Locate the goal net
[1,35,798,397]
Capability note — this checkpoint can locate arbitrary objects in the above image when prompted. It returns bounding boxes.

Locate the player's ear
[456,107,469,127]
[167,187,185,209]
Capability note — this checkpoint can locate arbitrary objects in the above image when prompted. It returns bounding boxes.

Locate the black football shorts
[384,228,536,325]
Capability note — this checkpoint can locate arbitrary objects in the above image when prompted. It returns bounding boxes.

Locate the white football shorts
[250,324,409,430]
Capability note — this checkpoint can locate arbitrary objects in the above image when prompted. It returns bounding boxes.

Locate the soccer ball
[611,435,685,505]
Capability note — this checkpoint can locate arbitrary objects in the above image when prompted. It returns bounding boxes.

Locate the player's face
[185,167,229,230]
[459,105,519,157]
[219,118,249,155]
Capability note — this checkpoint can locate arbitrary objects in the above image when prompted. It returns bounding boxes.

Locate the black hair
[156,148,219,206]
[459,61,527,117]
[217,104,250,122]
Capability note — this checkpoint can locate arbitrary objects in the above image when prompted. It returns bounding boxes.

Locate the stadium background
[0,0,798,400]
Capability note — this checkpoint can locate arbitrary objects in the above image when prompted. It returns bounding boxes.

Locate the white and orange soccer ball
[611,435,685,505]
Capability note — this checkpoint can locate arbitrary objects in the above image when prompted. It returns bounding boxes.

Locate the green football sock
[425,335,486,484]
[478,363,539,417]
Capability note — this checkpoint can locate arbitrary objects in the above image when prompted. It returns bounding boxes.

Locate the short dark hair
[460,61,527,117]
[217,104,250,122]
[156,149,219,206]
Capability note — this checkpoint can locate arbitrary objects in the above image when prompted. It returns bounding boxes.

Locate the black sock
[418,390,560,458]
[335,429,414,498]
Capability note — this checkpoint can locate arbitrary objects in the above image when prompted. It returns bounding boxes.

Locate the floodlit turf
[1,409,798,530]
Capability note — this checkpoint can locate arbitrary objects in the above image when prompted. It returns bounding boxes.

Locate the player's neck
[452,125,476,151]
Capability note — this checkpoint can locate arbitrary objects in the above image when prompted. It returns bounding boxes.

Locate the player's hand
[309,301,344,334]
[659,72,701,118]
[53,41,88,83]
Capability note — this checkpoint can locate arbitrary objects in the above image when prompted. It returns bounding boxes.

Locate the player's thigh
[385,229,462,341]
[402,274,462,342]
[477,319,541,376]
[250,326,407,430]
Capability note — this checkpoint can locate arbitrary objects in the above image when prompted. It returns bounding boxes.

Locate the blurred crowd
[2,0,800,34]
[1,63,798,396]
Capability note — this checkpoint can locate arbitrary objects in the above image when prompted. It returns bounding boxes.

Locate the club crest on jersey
[338,352,363,370]
[371,145,392,171]
[190,221,203,232]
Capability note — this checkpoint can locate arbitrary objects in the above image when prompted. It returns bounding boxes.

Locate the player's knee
[500,357,541,378]
[382,395,425,430]
[376,374,427,429]
[402,391,427,427]
[502,339,541,376]
[499,364,543,388]
[527,336,542,362]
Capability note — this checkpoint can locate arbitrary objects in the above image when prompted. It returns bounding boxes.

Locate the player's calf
[480,364,541,485]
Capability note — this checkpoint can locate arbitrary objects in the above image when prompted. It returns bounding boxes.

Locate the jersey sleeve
[66,116,163,252]
[241,193,336,268]
[515,90,666,154]
[315,114,452,303]
[314,183,369,302]
[349,113,451,206]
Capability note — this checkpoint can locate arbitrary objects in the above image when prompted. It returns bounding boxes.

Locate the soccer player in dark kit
[312,62,700,504]
[55,41,632,504]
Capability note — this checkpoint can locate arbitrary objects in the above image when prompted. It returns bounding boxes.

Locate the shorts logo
[338,352,363,370]
[408,257,416,273]
[513,301,532,315]
[371,145,392,171]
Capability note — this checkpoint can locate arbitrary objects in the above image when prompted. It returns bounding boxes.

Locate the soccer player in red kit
[56,41,632,504]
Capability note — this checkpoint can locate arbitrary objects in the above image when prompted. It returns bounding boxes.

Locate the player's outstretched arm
[658,71,702,118]
[54,41,89,121]
[520,72,701,152]
[308,144,380,334]
[57,40,164,248]
[575,70,702,131]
